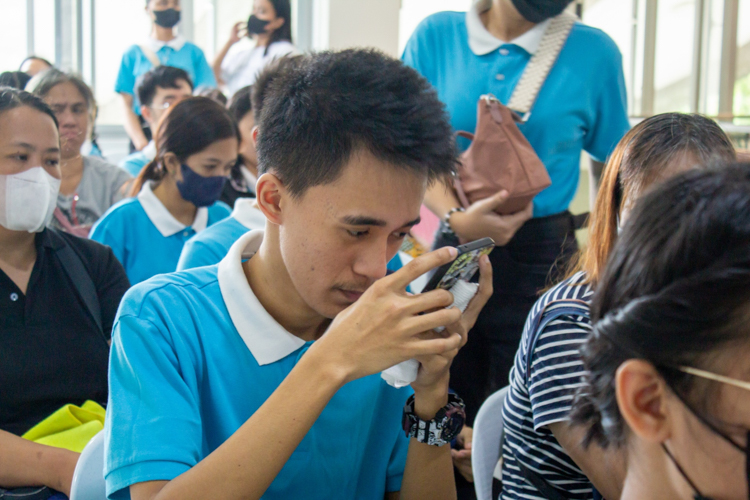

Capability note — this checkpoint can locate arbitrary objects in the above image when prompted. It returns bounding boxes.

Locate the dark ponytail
[571,163,750,448]
[131,96,240,196]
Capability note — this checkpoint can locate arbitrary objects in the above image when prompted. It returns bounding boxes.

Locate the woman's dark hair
[568,113,736,284]
[0,86,59,129]
[0,71,32,90]
[28,69,101,152]
[131,96,240,195]
[257,49,457,198]
[263,0,292,55]
[571,163,750,449]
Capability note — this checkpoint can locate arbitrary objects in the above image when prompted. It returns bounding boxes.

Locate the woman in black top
[0,88,129,496]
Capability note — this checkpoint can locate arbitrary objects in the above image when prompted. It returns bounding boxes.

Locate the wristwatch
[402,393,466,446]
[441,207,465,237]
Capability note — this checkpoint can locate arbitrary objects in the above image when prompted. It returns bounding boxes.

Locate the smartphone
[421,238,495,293]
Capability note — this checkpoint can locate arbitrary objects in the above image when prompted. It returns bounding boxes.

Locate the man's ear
[616,359,673,444]
[141,105,153,126]
[255,172,286,225]
[251,125,259,147]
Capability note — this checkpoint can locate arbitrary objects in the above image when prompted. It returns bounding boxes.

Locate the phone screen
[421,238,495,293]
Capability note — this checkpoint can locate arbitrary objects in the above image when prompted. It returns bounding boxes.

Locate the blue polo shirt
[105,230,412,499]
[177,198,265,271]
[115,36,216,114]
[89,182,230,285]
[402,7,630,217]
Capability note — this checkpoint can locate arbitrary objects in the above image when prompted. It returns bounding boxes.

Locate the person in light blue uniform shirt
[116,0,216,152]
[119,66,194,177]
[401,0,631,442]
[91,96,235,284]
[176,197,264,270]
[105,49,494,500]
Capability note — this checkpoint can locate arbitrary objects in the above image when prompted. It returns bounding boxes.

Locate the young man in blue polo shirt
[105,49,493,500]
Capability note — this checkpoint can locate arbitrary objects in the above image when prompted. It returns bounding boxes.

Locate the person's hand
[450,190,533,246]
[228,21,246,44]
[411,254,493,418]
[133,136,149,152]
[311,247,465,385]
[451,426,474,483]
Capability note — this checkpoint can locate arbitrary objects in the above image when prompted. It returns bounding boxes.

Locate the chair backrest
[472,386,509,500]
[69,430,106,500]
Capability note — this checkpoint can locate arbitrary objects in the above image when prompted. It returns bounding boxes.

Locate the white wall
[313,0,401,56]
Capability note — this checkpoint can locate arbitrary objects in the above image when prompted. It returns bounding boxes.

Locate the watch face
[441,406,466,442]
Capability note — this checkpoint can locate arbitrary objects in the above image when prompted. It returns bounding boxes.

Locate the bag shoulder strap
[48,229,104,337]
[507,12,577,117]
[524,298,590,380]
[138,44,162,68]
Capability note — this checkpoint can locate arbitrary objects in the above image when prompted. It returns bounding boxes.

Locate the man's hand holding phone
[310,243,493,418]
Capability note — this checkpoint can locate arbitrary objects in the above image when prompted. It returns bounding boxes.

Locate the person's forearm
[144,350,345,500]
[0,430,79,496]
[399,384,456,500]
[120,94,148,150]
[212,40,233,86]
[424,180,461,219]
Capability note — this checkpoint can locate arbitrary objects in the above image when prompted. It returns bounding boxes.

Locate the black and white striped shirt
[500,271,595,500]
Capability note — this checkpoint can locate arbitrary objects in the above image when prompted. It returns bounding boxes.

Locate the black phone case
[421,237,495,293]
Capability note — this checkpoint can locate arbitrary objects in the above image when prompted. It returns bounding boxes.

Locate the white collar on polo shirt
[146,34,187,52]
[137,181,208,237]
[466,0,551,56]
[218,230,306,365]
[231,198,267,231]
[142,141,157,161]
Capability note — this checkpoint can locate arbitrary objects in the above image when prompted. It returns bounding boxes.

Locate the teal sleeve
[115,48,137,95]
[583,47,630,162]
[176,238,222,271]
[90,218,127,273]
[193,47,218,88]
[105,307,203,498]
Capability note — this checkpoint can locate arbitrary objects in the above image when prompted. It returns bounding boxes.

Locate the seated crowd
[2,1,750,499]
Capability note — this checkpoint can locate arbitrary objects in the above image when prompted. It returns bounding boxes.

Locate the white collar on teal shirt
[466,0,551,56]
[137,181,208,237]
[231,198,267,231]
[218,230,307,365]
[145,34,187,52]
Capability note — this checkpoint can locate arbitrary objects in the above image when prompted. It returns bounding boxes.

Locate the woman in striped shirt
[499,113,737,500]
[571,164,750,500]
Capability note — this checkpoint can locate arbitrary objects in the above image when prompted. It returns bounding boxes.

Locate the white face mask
[0,167,61,233]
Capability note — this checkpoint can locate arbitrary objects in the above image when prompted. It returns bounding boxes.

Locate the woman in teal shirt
[116,0,217,151]
[91,97,235,284]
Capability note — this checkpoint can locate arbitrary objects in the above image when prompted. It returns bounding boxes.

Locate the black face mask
[153,8,181,28]
[246,15,271,36]
[510,0,573,23]
[662,415,750,500]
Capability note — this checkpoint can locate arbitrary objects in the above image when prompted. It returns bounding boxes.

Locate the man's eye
[348,229,369,238]
[394,232,409,239]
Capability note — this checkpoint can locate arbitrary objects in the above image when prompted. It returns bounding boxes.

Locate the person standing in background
[116,0,216,152]
[403,0,629,493]
[213,0,296,97]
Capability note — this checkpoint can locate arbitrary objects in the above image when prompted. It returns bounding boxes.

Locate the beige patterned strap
[507,12,577,119]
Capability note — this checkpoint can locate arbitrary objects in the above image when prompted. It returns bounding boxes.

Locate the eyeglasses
[680,366,750,392]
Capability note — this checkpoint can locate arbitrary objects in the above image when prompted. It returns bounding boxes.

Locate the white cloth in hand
[381,280,480,388]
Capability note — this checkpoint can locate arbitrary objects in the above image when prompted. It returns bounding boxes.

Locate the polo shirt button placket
[499,48,510,56]
[10,292,19,301]
[495,74,505,81]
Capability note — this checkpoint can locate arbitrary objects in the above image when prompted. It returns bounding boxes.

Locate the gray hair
[27,68,96,114]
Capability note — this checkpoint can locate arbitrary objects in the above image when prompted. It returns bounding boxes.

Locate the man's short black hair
[256,49,457,197]
[136,66,193,107]
[251,55,304,123]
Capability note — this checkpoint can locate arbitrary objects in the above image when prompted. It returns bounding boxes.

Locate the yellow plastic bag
[22,401,105,453]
